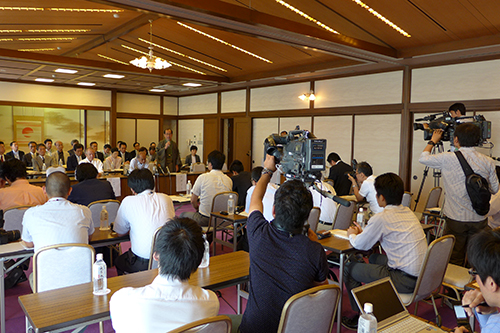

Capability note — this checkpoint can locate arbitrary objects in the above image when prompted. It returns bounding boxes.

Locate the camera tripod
[413,141,444,211]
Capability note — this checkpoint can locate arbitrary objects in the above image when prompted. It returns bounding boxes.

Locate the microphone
[313,183,351,207]
[157,163,166,175]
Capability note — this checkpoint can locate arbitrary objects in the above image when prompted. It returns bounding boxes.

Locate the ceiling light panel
[77,82,96,86]
[98,54,129,65]
[350,0,411,37]
[103,74,124,79]
[149,89,165,92]
[0,7,124,13]
[183,83,202,87]
[18,48,55,52]
[35,78,54,82]
[275,0,340,35]
[55,68,78,74]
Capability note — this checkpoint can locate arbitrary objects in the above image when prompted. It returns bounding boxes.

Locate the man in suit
[230,159,252,207]
[68,163,115,206]
[157,128,181,173]
[130,142,140,159]
[0,141,6,165]
[327,152,353,196]
[67,139,79,156]
[118,142,132,164]
[66,143,85,171]
[22,141,37,168]
[90,141,105,162]
[53,141,69,166]
[44,139,54,158]
[33,143,57,172]
[6,141,24,161]
[185,145,201,166]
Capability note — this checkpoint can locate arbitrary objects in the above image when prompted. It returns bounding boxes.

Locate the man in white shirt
[341,173,427,330]
[110,217,219,333]
[348,161,383,214]
[114,169,175,275]
[245,166,278,222]
[308,172,338,224]
[79,147,103,174]
[129,147,150,173]
[180,150,232,226]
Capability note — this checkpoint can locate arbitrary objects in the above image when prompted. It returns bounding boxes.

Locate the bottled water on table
[100,205,110,231]
[93,253,110,295]
[227,194,235,215]
[358,302,377,333]
[186,180,192,195]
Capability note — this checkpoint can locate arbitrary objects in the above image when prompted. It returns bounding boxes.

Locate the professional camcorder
[413,111,491,144]
[0,211,21,245]
[264,128,326,183]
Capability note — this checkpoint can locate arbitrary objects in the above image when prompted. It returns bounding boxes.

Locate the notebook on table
[352,277,446,333]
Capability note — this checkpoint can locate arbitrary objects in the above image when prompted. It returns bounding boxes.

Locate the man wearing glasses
[347,161,383,215]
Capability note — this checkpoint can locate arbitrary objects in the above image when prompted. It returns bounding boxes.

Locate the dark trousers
[344,253,418,312]
[115,248,149,276]
[445,217,489,266]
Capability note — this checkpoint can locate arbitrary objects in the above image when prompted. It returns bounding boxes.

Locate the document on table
[330,229,349,240]
[107,177,121,197]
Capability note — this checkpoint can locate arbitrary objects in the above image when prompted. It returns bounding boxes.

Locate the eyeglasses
[468,269,478,277]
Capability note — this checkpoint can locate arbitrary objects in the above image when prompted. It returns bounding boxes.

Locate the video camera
[0,211,21,245]
[413,111,491,144]
[264,128,326,183]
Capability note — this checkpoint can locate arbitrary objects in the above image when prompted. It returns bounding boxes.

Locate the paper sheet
[107,177,121,197]
[176,173,187,192]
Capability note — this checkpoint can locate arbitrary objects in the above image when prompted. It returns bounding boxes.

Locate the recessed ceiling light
[55,68,78,74]
[103,74,124,79]
[149,89,165,93]
[77,82,95,86]
[35,78,54,82]
[183,83,202,87]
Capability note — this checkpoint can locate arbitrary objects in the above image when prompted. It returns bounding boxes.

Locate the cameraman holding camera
[419,123,499,266]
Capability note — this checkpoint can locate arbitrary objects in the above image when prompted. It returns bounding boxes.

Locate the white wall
[252,118,279,168]
[250,82,310,112]
[279,117,312,133]
[313,115,353,165]
[179,94,217,115]
[117,93,160,114]
[164,96,178,116]
[222,90,246,113]
[178,119,204,162]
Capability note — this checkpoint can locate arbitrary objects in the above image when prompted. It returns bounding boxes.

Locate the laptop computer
[351,277,446,332]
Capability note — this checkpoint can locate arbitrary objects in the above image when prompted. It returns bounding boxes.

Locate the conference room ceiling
[0,0,500,95]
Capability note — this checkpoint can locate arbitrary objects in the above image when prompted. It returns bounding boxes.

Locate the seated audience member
[104,148,122,170]
[454,228,500,333]
[327,152,353,196]
[309,171,338,224]
[21,171,94,253]
[130,142,140,159]
[488,167,500,229]
[53,141,69,166]
[129,147,149,173]
[347,161,383,214]
[341,173,427,329]
[0,141,6,164]
[33,143,57,172]
[230,160,252,207]
[68,163,116,206]
[109,218,219,333]
[66,143,85,171]
[148,146,157,163]
[80,147,103,174]
[67,139,79,156]
[238,154,328,333]
[90,141,105,162]
[119,142,132,164]
[149,142,156,150]
[0,159,47,211]
[245,166,278,222]
[185,145,201,166]
[6,141,24,161]
[180,150,232,226]
[113,169,175,275]
[103,144,112,159]
[44,139,54,158]
[22,141,37,168]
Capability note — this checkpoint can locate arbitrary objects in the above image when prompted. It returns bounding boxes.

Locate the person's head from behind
[356,161,373,182]
[0,159,27,182]
[153,217,204,280]
[251,166,263,185]
[454,123,480,148]
[374,173,404,207]
[190,145,198,155]
[45,172,71,199]
[76,163,98,182]
[467,228,500,306]
[449,103,466,118]
[230,160,244,175]
[273,179,313,232]
[74,143,84,157]
[137,147,148,164]
[207,150,225,170]
[327,152,341,166]
[128,169,154,194]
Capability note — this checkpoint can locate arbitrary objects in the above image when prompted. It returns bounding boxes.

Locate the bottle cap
[96,253,103,261]
[364,302,373,313]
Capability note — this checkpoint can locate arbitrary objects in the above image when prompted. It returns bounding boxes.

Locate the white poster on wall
[176,173,187,192]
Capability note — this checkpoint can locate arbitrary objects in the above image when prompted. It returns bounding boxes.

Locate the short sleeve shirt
[359,175,383,214]
[191,170,232,217]
[240,211,329,333]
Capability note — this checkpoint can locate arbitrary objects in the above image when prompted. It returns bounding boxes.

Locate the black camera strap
[455,151,473,176]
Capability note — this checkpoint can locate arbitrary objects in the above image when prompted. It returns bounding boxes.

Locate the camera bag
[455,151,491,216]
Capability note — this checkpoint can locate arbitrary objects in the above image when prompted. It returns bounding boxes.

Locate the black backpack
[455,151,491,216]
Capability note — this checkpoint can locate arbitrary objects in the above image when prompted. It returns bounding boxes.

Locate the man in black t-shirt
[327,152,353,196]
[238,155,329,333]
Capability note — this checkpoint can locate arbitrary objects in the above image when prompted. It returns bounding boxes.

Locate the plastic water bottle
[93,253,108,295]
[198,234,210,268]
[41,162,46,172]
[356,207,365,229]
[100,206,110,231]
[58,158,63,166]
[186,180,192,195]
[358,303,377,333]
[228,194,235,215]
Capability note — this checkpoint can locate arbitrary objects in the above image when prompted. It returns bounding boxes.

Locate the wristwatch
[427,140,436,146]
[262,168,274,177]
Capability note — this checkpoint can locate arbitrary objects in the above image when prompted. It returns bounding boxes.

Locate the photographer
[347,161,383,214]
[419,123,499,266]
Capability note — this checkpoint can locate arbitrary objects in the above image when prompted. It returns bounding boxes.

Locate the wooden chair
[307,207,321,233]
[277,284,340,333]
[168,315,232,333]
[3,205,34,233]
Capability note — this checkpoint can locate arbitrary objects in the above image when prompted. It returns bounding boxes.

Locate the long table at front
[18,251,250,333]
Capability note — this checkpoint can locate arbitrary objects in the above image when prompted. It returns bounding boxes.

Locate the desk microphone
[157,163,166,175]
[312,183,351,207]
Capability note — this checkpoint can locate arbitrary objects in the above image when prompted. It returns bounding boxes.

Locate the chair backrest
[402,192,412,208]
[307,207,321,233]
[332,201,356,230]
[409,235,455,303]
[3,205,34,232]
[167,315,232,333]
[148,226,162,270]
[277,284,340,333]
[33,243,95,293]
[425,187,442,210]
[211,192,239,214]
[191,163,206,173]
[88,200,120,228]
